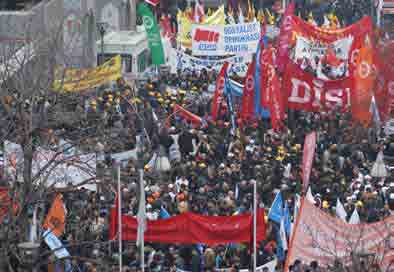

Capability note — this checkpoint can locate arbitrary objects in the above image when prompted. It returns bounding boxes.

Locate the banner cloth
[110,208,266,246]
[191,22,261,56]
[286,199,394,271]
[168,48,251,76]
[53,55,121,92]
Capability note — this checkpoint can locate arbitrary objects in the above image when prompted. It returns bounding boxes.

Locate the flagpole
[253,180,257,272]
[139,169,145,272]
[117,164,122,272]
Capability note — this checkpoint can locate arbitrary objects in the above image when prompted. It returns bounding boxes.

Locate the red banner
[277,2,295,72]
[173,104,202,125]
[283,62,351,112]
[110,209,266,246]
[351,37,375,126]
[286,199,394,272]
[241,59,256,120]
[261,47,275,108]
[269,68,284,131]
[211,62,229,121]
[302,132,316,192]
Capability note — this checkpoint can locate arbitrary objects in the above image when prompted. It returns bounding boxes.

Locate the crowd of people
[1,1,394,272]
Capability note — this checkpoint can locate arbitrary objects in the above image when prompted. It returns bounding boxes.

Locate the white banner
[4,141,97,191]
[192,22,261,56]
[168,48,251,76]
[293,35,354,80]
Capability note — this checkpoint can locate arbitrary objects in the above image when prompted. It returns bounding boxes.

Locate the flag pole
[139,168,145,272]
[117,164,122,272]
[253,180,257,271]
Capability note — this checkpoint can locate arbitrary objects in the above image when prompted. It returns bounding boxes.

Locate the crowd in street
[1,2,393,272]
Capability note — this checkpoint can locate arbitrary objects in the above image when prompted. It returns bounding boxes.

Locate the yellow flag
[53,55,122,92]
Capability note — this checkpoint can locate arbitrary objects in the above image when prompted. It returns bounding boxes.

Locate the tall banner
[283,62,351,112]
[211,62,229,121]
[138,3,165,65]
[53,55,121,92]
[241,59,256,120]
[168,48,251,76]
[191,22,261,56]
[261,46,275,108]
[351,36,376,126]
[269,68,284,131]
[381,41,394,120]
[277,2,295,72]
[301,132,316,192]
[286,199,394,271]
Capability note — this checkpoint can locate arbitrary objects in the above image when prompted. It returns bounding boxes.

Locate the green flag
[137,3,165,66]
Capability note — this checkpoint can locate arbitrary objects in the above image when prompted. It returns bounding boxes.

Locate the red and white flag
[211,62,229,121]
[241,59,256,121]
[301,132,316,193]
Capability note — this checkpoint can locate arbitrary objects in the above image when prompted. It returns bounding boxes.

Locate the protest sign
[192,22,261,56]
[168,48,250,76]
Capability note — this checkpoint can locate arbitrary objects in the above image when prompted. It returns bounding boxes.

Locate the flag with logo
[138,3,165,65]
[351,35,375,126]
[211,62,229,121]
[43,194,66,237]
[302,132,317,193]
[241,59,256,120]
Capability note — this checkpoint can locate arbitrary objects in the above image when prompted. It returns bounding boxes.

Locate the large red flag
[277,2,295,72]
[269,68,284,131]
[261,47,275,108]
[241,59,256,120]
[110,208,266,246]
[302,132,316,193]
[351,35,376,126]
[211,62,229,121]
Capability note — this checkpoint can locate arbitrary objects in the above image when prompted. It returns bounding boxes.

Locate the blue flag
[159,206,171,219]
[226,78,244,97]
[284,202,291,237]
[268,191,283,223]
[275,223,286,261]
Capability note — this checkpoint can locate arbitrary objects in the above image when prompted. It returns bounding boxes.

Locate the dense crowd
[1,2,393,272]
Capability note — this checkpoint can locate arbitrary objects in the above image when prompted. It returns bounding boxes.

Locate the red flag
[302,132,316,192]
[277,2,295,73]
[145,0,160,6]
[351,35,376,126]
[269,68,284,131]
[0,187,18,224]
[211,62,229,121]
[173,104,202,125]
[110,208,266,246]
[109,193,119,240]
[241,59,256,120]
[261,47,275,108]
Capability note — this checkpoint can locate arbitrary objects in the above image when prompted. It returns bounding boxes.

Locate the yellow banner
[53,55,122,92]
[177,5,225,48]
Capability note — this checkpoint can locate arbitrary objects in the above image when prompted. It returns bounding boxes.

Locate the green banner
[137,3,165,66]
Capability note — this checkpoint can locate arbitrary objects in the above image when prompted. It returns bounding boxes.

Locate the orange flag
[351,35,376,127]
[43,194,66,237]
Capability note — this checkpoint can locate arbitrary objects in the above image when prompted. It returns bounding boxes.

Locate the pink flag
[277,2,295,73]
[301,132,316,192]
[285,199,394,271]
[145,0,160,6]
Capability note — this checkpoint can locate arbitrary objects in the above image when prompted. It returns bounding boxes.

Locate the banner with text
[192,22,261,56]
[168,48,250,76]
